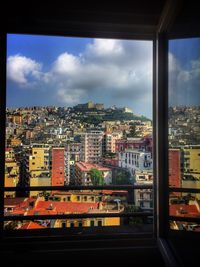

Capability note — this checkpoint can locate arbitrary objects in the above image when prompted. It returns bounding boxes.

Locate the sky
[6,34,153,119]
[169,38,200,107]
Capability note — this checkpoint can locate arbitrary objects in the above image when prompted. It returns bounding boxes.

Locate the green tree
[89,168,104,185]
[123,130,127,138]
[114,170,131,185]
[129,124,137,137]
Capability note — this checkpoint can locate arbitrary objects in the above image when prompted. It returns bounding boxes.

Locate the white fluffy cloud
[7,39,153,109]
[7,55,42,86]
[52,52,81,75]
[169,53,200,106]
[51,39,152,104]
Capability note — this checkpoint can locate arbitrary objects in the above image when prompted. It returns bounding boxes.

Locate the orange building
[12,114,22,124]
[52,148,65,186]
[169,149,181,188]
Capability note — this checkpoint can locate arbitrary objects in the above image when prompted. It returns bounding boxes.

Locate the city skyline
[7,34,153,118]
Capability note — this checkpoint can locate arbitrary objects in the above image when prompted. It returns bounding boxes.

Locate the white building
[134,171,153,209]
[118,149,152,175]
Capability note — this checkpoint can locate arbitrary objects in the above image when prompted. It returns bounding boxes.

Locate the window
[3,33,153,234]
[70,222,75,228]
[78,221,82,227]
[62,222,66,228]
[90,220,95,227]
[168,37,200,232]
[97,220,102,227]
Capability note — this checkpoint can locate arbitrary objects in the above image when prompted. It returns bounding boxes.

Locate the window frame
[0,12,160,243]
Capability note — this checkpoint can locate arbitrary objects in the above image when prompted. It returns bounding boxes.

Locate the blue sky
[169,38,200,107]
[7,34,153,118]
[7,35,200,118]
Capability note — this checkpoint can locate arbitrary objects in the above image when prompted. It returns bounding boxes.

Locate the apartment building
[5,148,20,198]
[118,149,152,175]
[116,137,152,153]
[81,130,103,163]
[169,149,181,188]
[103,132,122,154]
[51,147,65,186]
[23,144,51,196]
[134,171,153,209]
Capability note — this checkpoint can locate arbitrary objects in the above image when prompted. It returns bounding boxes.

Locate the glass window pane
[168,38,200,227]
[5,34,153,232]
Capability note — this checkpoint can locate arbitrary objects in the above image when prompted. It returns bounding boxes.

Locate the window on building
[62,222,66,228]
[97,220,102,227]
[90,220,95,227]
[78,221,83,227]
[70,222,75,228]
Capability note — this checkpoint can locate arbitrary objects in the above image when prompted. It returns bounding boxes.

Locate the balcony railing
[3,184,154,233]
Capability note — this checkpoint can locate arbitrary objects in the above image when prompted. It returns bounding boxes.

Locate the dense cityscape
[5,101,153,230]
[4,103,200,232]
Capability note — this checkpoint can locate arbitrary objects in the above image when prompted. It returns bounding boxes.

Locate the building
[81,130,103,163]
[103,132,122,154]
[169,149,181,188]
[29,170,51,197]
[134,171,153,209]
[7,137,21,147]
[116,137,152,153]
[74,101,104,110]
[118,149,152,175]
[75,161,112,185]
[23,144,51,195]
[181,146,200,180]
[11,113,22,124]
[5,148,20,198]
[51,148,65,186]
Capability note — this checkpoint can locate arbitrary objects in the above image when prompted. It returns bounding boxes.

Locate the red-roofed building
[75,161,112,185]
[116,137,152,153]
[170,204,200,217]
[33,201,99,214]
[20,222,46,229]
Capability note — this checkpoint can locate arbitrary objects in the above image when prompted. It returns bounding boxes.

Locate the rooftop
[76,161,111,172]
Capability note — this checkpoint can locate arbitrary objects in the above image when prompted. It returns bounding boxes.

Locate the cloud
[57,87,85,105]
[52,52,81,75]
[7,54,42,86]
[50,39,152,105]
[169,53,200,106]
[7,38,153,110]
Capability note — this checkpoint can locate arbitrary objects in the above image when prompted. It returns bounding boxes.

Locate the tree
[89,168,104,185]
[128,125,137,137]
[114,170,132,185]
[123,130,127,138]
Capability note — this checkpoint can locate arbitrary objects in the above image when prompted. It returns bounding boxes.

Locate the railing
[3,184,154,231]
[169,187,200,224]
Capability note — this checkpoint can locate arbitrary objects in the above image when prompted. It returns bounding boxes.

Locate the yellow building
[26,146,51,197]
[182,147,200,180]
[29,170,51,197]
[12,114,22,124]
[7,137,21,147]
[54,217,120,228]
[5,159,20,198]
[182,146,200,199]
[51,191,102,203]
